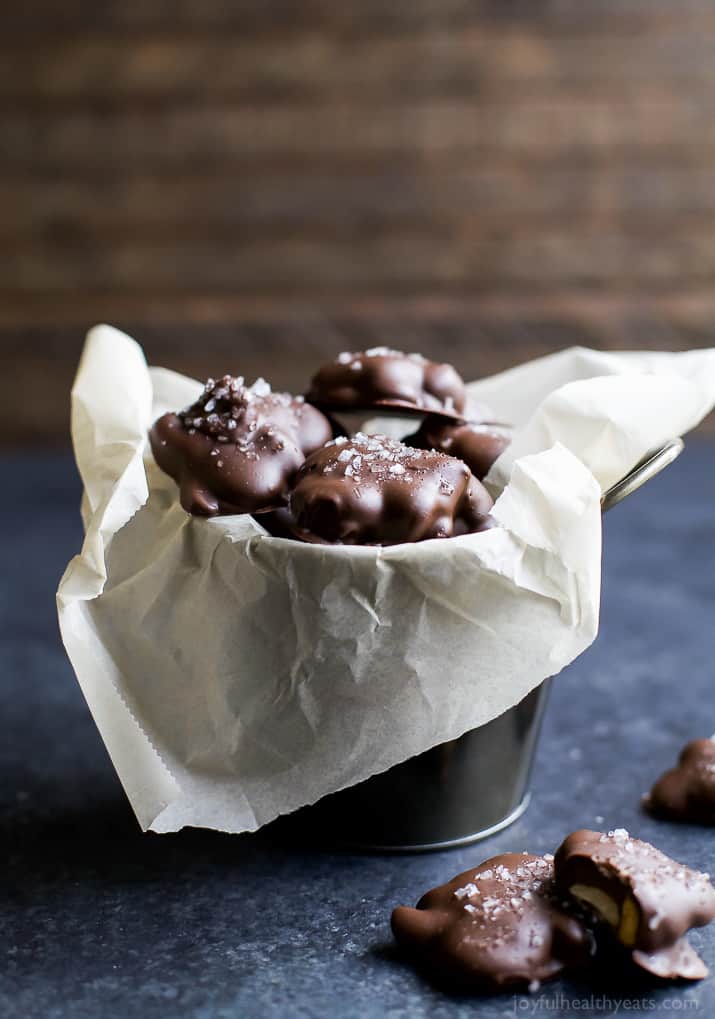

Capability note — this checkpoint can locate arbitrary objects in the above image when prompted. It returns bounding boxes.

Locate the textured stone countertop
[3,444,714,1018]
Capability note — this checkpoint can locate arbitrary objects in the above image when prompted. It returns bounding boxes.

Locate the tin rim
[327,793,532,854]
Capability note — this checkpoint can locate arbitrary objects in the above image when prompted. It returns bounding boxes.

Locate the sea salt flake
[454,883,479,900]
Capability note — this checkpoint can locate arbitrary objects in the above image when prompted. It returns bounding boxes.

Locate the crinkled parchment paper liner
[58,327,715,833]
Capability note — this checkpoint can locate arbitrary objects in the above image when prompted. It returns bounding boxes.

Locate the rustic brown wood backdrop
[3,0,715,444]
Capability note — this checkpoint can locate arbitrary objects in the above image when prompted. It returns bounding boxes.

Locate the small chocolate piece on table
[404,416,511,481]
[306,348,466,418]
[645,738,715,825]
[391,853,593,992]
[554,828,715,979]
[150,375,332,517]
[288,432,494,546]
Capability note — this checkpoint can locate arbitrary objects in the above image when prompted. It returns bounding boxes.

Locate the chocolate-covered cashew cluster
[306,347,466,417]
[404,416,511,481]
[392,829,715,994]
[554,828,715,979]
[149,375,333,516]
[288,433,494,545]
[645,738,715,825]
[391,853,592,992]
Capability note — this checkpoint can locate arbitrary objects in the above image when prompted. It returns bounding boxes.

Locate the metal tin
[302,679,551,851]
[298,441,685,851]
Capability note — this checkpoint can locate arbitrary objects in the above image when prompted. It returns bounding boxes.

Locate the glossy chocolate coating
[404,417,511,481]
[632,940,710,981]
[288,433,493,546]
[149,375,333,516]
[305,348,466,417]
[554,828,715,979]
[391,853,592,992]
[645,739,715,825]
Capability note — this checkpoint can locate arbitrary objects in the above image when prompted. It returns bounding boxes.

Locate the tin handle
[601,438,684,513]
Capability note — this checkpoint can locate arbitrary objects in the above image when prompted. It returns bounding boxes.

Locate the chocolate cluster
[289,433,493,545]
[645,738,715,825]
[306,347,466,417]
[392,853,592,993]
[392,828,715,993]
[404,416,511,481]
[149,375,332,516]
[149,348,508,545]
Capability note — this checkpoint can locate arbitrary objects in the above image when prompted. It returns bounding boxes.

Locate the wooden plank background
[3,0,715,444]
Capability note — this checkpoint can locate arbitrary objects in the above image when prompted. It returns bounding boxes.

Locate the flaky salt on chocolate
[287,432,493,546]
[645,738,715,825]
[305,348,466,417]
[149,375,333,516]
[554,828,715,979]
[404,416,512,481]
[391,854,592,992]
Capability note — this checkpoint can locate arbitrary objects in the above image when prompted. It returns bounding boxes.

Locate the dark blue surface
[2,444,714,1018]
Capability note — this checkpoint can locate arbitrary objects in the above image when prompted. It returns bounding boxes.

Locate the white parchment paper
[57,327,715,833]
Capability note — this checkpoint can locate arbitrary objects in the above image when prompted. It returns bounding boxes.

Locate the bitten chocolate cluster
[556,828,715,980]
[149,348,509,544]
[392,828,715,994]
